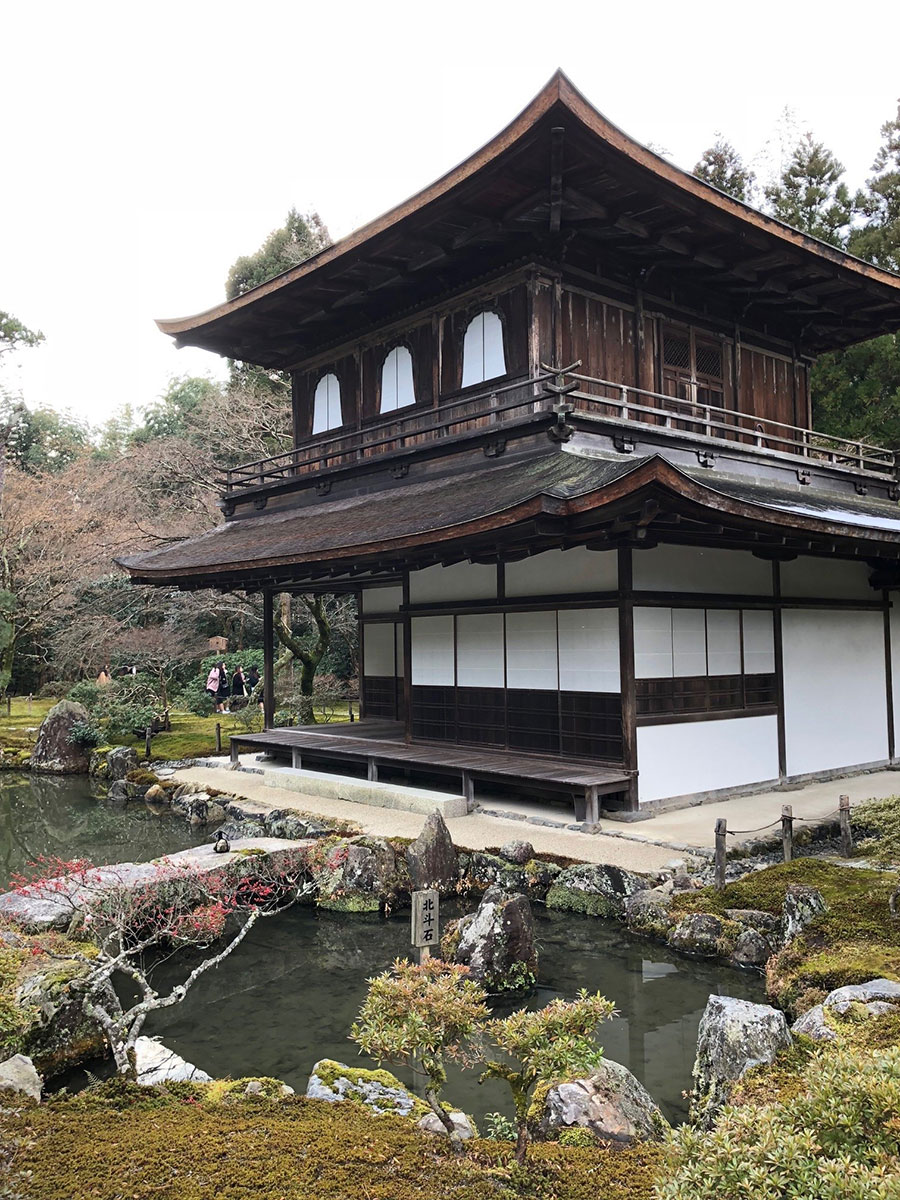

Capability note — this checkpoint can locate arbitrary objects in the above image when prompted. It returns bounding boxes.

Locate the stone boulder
[690,995,792,1127]
[15,958,106,1076]
[30,701,92,774]
[537,1058,668,1144]
[623,886,673,936]
[317,837,401,912]
[730,928,774,969]
[0,1054,42,1103]
[546,863,648,918]
[447,887,537,993]
[667,913,726,958]
[418,1110,477,1139]
[458,850,561,901]
[106,746,139,781]
[782,885,827,943]
[790,1005,838,1043]
[791,978,900,1043]
[306,1059,419,1116]
[499,840,534,866]
[134,1037,211,1085]
[406,811,458,892]
[107,779,128,804]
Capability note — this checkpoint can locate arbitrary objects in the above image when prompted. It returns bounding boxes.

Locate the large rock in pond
[134,1037,211,1085]
[106,746,139,781]
[30,701,92,774]
[406,811,458,892]
[791,978,900,1043]
[14,957,106,1077]
[316,837,403,912]
[536,1058,668,1144]
[306,1058,420,1116]
[445,887,537,994]
[0,1054,42,1103]
[546,863,648,918]
[690,995,792,1127]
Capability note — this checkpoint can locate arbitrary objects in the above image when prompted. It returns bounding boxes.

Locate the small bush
[68,720,102,749]
[855,794,900,864]
[656,1046,900,1200]
[176,677,216,717]
[483,1111,517,1141]
[68,680,100,711]
[37,681,70,700]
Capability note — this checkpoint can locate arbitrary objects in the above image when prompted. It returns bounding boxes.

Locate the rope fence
[714,794,853,890]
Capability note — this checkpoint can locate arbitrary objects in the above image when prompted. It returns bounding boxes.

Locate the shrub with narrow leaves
[656,1047,900,1200]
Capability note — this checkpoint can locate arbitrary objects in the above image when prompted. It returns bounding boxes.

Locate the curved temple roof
[157,71,900,366]
[118,449,900,591]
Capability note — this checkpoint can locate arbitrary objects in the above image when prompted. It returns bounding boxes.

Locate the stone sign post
[411,889,439,963]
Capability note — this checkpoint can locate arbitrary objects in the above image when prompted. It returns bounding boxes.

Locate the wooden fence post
[714,818,727,891]
[215,723,222,754]
[5,696,10,717]
[839,795,853,857]
[145,725,152,759]
[782,805,793,862]
[27,694,32,715]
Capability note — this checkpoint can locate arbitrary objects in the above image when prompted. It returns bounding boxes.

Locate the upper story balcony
[218,367,896,504]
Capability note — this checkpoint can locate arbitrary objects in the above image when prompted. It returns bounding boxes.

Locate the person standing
[205,663,221,706]
[216,663,230,713]
[231,665,247,708]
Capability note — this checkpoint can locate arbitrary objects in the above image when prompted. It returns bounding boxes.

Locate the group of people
[204,663,261,714]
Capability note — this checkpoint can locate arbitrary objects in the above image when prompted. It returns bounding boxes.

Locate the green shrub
[855,794,900,864]
[68,720,102,749]
[656,1047,900,1200]
[68,680,100,710]
[483,1111,517,1141]
[176,676,216,717]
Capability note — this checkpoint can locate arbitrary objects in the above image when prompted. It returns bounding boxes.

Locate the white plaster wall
[411,616,454,685]
[506,611,558,690]
[504,546,617,597]
[782,609,888,776]
[456,613,504,687]
[780,557,873,600]
[633,545,772,595]
[558,608,620,692]
[635,608,673,678]
[891,604,900,751]
[363,623,395,677]
[409,561,496,604]
[637,715,779,804]
[361,586,403,614]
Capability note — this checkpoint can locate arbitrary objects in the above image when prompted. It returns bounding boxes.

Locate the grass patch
[854,794,900,865]
[672,859,900,1014]
[3,1082,663,1200]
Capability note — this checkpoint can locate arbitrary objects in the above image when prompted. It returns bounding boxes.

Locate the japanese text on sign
[411,889,439,948]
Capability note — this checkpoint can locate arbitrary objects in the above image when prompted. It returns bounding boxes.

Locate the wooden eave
[117,449,900,591]
[156,71,900,365]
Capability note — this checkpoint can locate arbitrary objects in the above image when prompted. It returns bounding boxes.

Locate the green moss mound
[3,1082,663,1200]
[855,794,900,864]
[672,859,900,1014]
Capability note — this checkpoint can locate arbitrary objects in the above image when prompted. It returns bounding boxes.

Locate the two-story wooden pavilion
[121,72,900,820]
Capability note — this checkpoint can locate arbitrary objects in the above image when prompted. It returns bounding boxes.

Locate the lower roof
[118,448,900,589]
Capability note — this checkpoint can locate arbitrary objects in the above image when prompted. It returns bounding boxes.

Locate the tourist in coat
[215,663,230,713]
[205,664,220,703]
[231,666,247,709]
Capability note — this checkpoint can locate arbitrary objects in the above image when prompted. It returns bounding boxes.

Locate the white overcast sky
[2,0,899,426]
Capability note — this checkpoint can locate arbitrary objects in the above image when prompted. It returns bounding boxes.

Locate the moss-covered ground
[671,858,900,1014]
[1,1081,663,1200]
[0,699,352,764]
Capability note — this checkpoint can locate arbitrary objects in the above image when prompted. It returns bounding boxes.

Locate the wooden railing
[218,367,895,496]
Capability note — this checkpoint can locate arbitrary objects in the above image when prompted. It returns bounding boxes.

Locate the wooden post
[230,738,240,764]
[5,696,9,717]
[292,748,302,770]
[781,804,793,863]
[144,725,152,759]
[714,818,727,891]
[27,694,32,715]
[839,794,853,857]
[263,589,275,731]
[215,723,222,754]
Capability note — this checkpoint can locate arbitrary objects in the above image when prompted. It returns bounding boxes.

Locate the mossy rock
[125,768,160,786]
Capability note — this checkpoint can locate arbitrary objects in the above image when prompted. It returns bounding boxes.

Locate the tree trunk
[425,1086,462,1152]
[273,594,331,725]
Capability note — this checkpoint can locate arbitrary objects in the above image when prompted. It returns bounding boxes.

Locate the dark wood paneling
[362,675,400,719]
[636,673,776,718]
[561,289,638,389]
[294,352,360,439]
[561,691,623,759]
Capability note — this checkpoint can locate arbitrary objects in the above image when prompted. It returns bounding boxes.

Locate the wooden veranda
[230,720,633,822]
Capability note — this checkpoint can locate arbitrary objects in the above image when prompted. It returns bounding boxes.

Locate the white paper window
[706,610,742,675]
[672,609,707,678]
[506,611,558,690]
[635,608,674,679]
[363,623,395,677]
[558,608,620,692]
[312,373,342,433]
[742,610,775,674]
[456,614,504,688]
[411,616,454,685]
[380,346,416,413]
[461,311,506,388]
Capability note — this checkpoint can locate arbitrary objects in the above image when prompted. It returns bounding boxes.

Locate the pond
[143,903,764,1125]
[0,773,765,1124]
[0,772,207,890]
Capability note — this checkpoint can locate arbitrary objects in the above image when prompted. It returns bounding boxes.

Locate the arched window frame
[312,371,343,435]
[460,308,507,389]
[379,343,416,414]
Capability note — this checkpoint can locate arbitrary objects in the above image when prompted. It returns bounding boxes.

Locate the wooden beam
[549,126,565,234]
[263,589,275,731]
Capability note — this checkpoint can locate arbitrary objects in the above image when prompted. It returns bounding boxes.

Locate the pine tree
[848,100,900,272]
[764,132,854,247]
[693,137,755,203]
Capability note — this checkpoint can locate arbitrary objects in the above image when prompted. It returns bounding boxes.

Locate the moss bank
[3,1081,662,1200]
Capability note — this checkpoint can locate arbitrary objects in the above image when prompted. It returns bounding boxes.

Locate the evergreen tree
[848,100,900,272]
[225,208,331,300]
[812,335,900,450]
[764,132,854,247]
[693,137,755,203]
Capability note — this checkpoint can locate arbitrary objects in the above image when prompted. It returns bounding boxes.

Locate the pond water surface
[0,774,765,1124]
